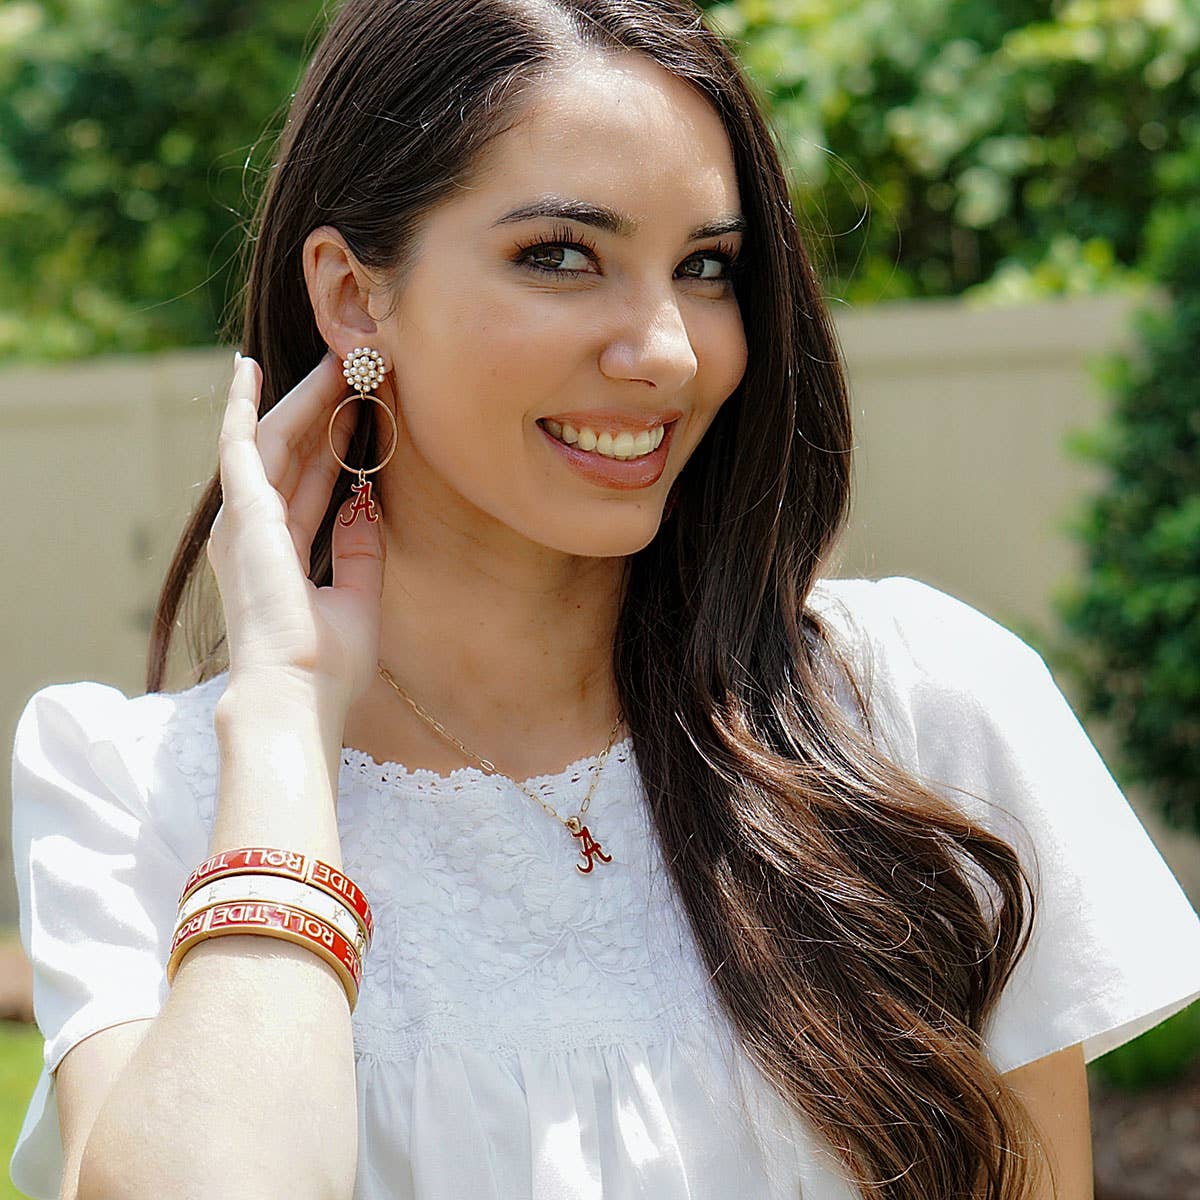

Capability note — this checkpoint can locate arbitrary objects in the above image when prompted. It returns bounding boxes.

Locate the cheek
[392,295,577,471]
[701,305,749,409]
[430,286,581,407]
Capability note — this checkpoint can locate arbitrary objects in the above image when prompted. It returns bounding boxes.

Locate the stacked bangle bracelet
[167,847,373,1013]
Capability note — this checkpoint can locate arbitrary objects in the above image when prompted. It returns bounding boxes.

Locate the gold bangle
[167,899,362,1012]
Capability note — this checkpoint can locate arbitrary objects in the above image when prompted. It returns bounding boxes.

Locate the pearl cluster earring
[327,346,398,526]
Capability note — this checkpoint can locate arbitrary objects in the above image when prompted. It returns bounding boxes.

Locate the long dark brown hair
[147,2,1050,1195]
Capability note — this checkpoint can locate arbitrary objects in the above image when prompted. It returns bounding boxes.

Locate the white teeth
[542,419,666,460]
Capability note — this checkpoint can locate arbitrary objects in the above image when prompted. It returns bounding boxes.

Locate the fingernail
[234,350,243,369]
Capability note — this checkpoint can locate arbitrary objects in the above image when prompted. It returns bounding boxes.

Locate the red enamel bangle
[179,846,373,947]
[167,897,363,1012]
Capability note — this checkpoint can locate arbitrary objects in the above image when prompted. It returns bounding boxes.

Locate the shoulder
[8,676,232,1188]
[809,574,1045,681]
[807,575,1056,769]
[12,670,230,836]
[15,670,229,765]
[16,679,174,765]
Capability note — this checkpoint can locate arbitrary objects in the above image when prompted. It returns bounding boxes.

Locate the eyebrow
[492,195,747,242]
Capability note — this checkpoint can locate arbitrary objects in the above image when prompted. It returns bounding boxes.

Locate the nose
[598,291,699,393]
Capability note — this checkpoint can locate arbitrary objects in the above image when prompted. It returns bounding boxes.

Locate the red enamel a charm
[338,477,378,526]
[571,823,613,874]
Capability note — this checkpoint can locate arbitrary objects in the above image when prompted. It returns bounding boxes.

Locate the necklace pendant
[570,822,613,875]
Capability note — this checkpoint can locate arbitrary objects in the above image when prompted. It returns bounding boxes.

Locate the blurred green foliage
[0,1018,42,1200]
[0,0,327,361]
[1052,176,1200,839]
[700,0,1199,304]
[1091,996,1200,1089]
[3,0,1200,360]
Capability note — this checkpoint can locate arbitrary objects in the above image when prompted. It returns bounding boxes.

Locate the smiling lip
[537,417,677,490]
[539,408,684,434]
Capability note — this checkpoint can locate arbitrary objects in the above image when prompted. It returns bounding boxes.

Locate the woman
[11,1,1200,1197]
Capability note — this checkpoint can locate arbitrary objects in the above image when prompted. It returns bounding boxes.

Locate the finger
[330,489,386,602]
[257,351,348,487]
[286,401,358,575]
[217,355,272,513]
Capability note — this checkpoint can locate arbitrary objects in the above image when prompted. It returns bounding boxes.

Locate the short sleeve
[8,680,199,1200]
[849,575,1200,1075]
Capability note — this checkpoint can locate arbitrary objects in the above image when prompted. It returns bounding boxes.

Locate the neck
[344,511,629,772]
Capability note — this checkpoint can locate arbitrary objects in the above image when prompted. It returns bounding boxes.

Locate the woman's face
[323,50,747,559]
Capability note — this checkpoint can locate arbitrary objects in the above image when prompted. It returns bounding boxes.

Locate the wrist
[215,674,347,793]
[217,670,348,738]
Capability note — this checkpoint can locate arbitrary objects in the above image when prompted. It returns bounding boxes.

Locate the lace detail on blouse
[158,672,720,1067]
[162,672,225,828]
[339,736,636,795]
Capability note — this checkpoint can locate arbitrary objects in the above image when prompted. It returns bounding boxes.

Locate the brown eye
[519,243,595,274]
[679,252,734,281]
[512,223,602,277]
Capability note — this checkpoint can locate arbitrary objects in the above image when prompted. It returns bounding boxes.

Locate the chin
[538,515,665,558]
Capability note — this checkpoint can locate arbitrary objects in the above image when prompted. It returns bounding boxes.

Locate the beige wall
[3,292,1196,932]
[827,291,1200,904]
[830,292,1155,640]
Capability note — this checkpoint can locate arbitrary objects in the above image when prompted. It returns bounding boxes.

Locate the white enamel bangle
[175,873,370,960]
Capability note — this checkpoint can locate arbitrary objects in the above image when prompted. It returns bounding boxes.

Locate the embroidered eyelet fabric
[10,576,1200,1199]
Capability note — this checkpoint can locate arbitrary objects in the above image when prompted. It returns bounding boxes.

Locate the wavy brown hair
[147,1,1051,1196]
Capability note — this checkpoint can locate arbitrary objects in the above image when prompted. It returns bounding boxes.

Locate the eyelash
[513,222,742,284]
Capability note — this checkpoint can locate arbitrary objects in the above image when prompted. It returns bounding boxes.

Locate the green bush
[0,0,327,361]
[1049,123,1200,1088]
[1053,181,1200,838]
[702,0,1197,305]
[1090,997,1200,1090]
[0,1020,43,1200]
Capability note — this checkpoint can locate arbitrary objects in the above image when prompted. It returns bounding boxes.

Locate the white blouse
[10,575,1200,1200]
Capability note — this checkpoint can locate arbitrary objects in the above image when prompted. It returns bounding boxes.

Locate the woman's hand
[206,351,387,721]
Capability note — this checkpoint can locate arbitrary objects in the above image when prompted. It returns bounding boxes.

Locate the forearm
[77,682,358,1200]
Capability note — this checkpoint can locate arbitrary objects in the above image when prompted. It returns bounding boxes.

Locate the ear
[303,225,384,357]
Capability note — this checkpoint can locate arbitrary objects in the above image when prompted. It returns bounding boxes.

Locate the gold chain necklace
[376,662,623,875]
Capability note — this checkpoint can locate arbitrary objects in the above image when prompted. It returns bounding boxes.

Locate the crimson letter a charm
[572,824,613,874]
[339,478,378,526]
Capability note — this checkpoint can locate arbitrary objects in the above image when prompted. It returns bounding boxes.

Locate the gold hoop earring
[328,346,398,527]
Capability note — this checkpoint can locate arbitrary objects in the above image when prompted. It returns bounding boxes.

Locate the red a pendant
[572,824,613,874]
[338,478,378,526]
